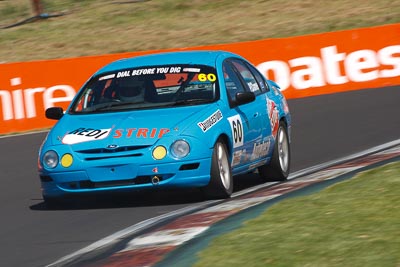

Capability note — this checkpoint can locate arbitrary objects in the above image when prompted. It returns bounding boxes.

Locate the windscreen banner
[1,23,399,134]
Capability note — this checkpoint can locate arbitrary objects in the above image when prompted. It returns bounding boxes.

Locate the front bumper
[39,157,211,198]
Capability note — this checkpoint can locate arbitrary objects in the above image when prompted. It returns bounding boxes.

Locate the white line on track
[0,130,49,139]
[46,201,219,267]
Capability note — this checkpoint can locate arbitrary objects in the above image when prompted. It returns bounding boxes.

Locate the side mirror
[45,107,64,120]
[235,92,255,105]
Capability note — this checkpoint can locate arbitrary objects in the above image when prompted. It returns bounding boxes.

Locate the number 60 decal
[228,115,244,148]
[198,73,217,82]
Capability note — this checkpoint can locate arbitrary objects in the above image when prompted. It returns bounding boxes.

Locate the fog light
[61,153,73,168]
[153,146,167,160]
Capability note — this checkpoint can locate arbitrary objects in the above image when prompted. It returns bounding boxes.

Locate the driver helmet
[118,80,145,102]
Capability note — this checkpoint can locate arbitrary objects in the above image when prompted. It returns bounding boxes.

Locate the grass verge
[194,161,400,267]
[1,0,400,63]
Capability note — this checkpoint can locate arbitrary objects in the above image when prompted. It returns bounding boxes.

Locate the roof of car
[95,50,242,74]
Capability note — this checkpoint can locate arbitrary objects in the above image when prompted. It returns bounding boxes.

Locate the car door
[244,61,274,139]
[223,59,270,171]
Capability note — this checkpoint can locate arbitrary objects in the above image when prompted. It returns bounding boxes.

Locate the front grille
[79,176,153,189]
[76,145,150,161]
[77,145,150,154]
[84,153,143,161]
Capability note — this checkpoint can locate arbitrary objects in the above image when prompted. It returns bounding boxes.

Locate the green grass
[194,162,400,267]
[1,0,400,63]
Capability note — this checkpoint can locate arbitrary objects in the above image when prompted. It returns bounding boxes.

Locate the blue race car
[39,50,291,203]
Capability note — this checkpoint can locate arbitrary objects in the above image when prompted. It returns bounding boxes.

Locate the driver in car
[116,80,145,103]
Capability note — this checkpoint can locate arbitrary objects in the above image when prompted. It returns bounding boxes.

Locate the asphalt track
[0,86,399,267]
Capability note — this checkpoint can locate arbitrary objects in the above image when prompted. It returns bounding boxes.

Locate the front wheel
[259,121,290,181]
[202,140,233,199]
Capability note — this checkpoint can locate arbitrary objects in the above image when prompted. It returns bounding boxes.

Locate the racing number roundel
[228,115,244,148]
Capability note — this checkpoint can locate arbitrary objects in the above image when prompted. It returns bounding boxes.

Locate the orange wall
[1,23,399,134]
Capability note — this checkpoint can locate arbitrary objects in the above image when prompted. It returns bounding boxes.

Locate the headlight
[43,150,59,169]
[170,140,190,159]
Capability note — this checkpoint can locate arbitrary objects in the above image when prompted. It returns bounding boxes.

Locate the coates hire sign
[1,23,400,135]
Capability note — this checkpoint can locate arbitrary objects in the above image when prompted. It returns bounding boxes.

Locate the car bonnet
[47,105,212,149]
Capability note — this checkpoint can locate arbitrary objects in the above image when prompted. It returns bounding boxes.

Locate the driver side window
[223,62,246,105]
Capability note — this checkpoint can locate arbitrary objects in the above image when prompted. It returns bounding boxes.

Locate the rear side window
[246,62,269,92]
[230,60,262,95]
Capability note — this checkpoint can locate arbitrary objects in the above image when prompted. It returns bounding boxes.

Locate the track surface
[0,86,399,267]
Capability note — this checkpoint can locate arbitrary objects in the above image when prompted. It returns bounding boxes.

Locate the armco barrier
[1,23,399,135]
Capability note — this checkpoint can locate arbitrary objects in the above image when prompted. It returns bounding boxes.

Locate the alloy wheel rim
[217,143,231,190]
[278,127,289,173]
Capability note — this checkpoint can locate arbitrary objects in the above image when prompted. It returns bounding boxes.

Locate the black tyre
[203,140,233,199]
[259,121,290,181]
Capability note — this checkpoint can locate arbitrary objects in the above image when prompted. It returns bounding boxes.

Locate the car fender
[266,80,291,141]
[178,103,234,156]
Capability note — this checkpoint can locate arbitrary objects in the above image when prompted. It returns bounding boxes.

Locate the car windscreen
[69,64,219,114]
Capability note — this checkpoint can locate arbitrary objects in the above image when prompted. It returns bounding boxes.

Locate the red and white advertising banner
[1,23,399,134]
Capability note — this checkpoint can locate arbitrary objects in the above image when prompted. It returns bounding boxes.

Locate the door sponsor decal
[232,149,246,166]
[228,114,244,148]
[250,140,271,160]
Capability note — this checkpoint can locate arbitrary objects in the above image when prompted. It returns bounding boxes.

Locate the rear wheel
[203,140,233,199]
[259,121,290,181]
